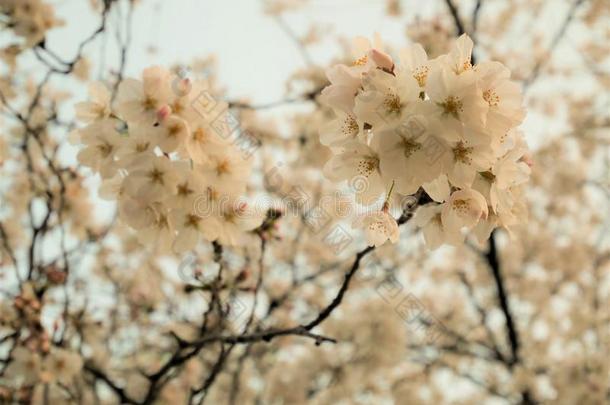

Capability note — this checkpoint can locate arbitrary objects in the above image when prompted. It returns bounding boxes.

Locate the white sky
[46,0,439,102]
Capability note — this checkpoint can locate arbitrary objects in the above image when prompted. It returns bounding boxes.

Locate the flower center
[452,199,469,214]
[142,96,156,111]
[453,141,473,164]
[168,124,182,137]
[483,89,500,107]
[384,93,402,115]
[342,115,359,137]
[148,168,165,184]
[136,142,149,152]
[413,66,429,87]
[186,214,200,228]
[216,160,230,175]
[172,100,184,114]
[401,137,421,159]
[193,127,207,143]
[177,182,193,197]
[461,61,472,73]
[454,60,472,75]
[369,221,388,234]
[357,157,379,177]
[156,213,170,229]
[439,96,463,119]
[97,142,113,158]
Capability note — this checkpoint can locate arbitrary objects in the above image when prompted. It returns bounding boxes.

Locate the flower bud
[520,153,534,168]
[369,48,394,71]
[156,104,172,122]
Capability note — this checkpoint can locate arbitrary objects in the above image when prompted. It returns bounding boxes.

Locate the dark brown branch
[457,271,505,362]
[443,0,481,64]
[111,0,135,101]
[189,344,232,405]
[444,0,467,36]
[85,364,139,405]
[486,233,536,405]
[486,233,519,365]
[35,0,114,75]
[0,223,19,281]
[136,190,425,403]
[471,0,483,41]
[302,245,374,330]
[227,88,320,110]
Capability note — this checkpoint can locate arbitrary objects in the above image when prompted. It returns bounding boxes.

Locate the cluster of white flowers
[5,347,83,387]
[74,67,263,252]
[320,34,531,248]
[0,0,62,47]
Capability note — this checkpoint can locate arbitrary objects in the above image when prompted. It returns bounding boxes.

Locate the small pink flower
[156,104,172,122]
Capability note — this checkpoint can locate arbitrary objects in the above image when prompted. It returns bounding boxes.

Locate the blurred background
[1,0,610,404]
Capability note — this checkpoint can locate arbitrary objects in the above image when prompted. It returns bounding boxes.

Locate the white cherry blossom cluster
[320,35,531,248]
[0,0,62,47]
[74,67,262,252]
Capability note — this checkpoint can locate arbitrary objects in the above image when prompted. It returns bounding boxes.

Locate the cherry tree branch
[132,192,426,403]
[486,233,519,365]
[486,233,536,405]
[227,87,321,110]
[443,0,467,36]
[84,363,139,405]
[442,0,481,64]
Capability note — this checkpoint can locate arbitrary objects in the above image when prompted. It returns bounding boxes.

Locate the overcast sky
[45,0,440,102]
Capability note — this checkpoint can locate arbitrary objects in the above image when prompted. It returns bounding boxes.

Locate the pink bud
[521,153,534,168]
[156,105,172,122]
[369,48,394,71]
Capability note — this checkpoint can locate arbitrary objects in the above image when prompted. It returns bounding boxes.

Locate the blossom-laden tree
[0,0,609,404]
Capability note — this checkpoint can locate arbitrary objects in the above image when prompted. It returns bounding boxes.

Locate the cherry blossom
[320,34,530,248]
[74,66,262,251]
